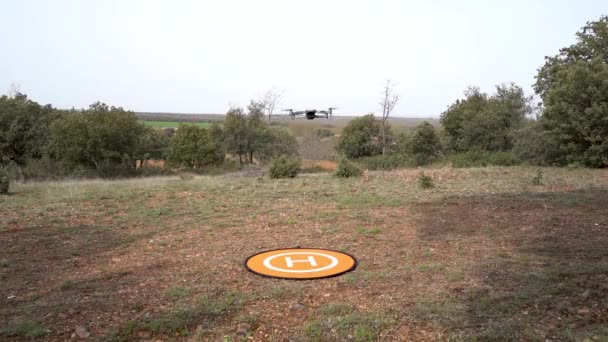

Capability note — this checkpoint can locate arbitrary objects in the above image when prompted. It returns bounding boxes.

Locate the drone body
[283,107,338,120]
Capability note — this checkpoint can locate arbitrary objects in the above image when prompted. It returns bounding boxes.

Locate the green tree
[534,15,608,101]
[512,120,560,165]
[208,122,227,163]
[167,124,223,168]
[256,127,299,162]
[223,107,248,166]
[540,59,608,167]
[410,121,441,165]
[136,126,170,167]
[440,84,530,152]
[336,114,384,159]
[533,16,608,167]
[245,100,268,164]
[49,102,144,172]
[0,94,54,178]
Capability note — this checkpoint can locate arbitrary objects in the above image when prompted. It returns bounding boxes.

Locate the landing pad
[245,248,357,280]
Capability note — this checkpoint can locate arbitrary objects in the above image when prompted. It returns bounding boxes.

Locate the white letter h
[285,256,317,268]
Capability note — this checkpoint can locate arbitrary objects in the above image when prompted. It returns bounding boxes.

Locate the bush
[335,159,363,178]
[358,154,412,170]
[410,121,442,166]
[418,172,434,189]
[336,114,384,159]
[532,169,543,186]
[0,167,9,195]
[269,156,301,179]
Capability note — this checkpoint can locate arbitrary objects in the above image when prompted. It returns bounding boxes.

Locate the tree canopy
[440,84,530,153]
[0,94,54,169]
[48,102,145,171]
[535,16,608,167]
[336,114,384,159]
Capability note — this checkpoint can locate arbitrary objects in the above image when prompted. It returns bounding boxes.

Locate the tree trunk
[15,164,25,183]
[238,153,243,167]
[381,120,387,155]
[249,151,254,164]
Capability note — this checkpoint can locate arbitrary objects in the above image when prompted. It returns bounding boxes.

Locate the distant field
[141,120,211,128]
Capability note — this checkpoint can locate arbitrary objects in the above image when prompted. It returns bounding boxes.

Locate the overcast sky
[1,1,606,117]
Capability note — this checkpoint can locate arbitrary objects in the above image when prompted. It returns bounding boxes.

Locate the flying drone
[283,107,338,120]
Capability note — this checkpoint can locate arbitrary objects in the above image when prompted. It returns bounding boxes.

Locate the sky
[1,1,606,117]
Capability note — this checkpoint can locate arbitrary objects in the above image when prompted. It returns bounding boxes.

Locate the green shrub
[335,159,363,178]
[358,154,412,170]
[269,156,301,179]
[532,169,543,186]
[0,168,9,195]
[418,172,434,189]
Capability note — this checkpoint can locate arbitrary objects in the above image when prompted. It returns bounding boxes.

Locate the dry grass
[1,167,607,341]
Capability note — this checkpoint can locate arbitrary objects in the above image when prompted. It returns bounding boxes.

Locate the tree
[513,119,560,166]
[136,126,170,167]
[533,16,608,167]
[410,121,441,165]
[540,59,608,167]
[49,102,144,172]
[167,124,223,168]
[223,107,248,166]
[336,114,383,159]
[440,84,530,152]
[379,80,399,155]
[534,15,608,101]
[0,94,54,179]
[261,89,283,121]
[255,127,299,162]
[245,100,268,163]
[208,123,226,163]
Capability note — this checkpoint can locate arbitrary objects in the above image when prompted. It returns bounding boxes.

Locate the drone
[283,107,338,120]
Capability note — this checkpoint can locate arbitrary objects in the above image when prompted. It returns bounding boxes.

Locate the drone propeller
[282,109,300,120]
[327,107,338,119]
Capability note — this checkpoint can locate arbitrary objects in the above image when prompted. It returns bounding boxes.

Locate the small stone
[237,323,252,336]
[577,308,590,314]
[581,290,590,298]
[75,325,90,339]
[137,331,152,338]
[290,303,306,310]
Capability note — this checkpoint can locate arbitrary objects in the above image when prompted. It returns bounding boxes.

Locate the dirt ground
[0,167,607,341]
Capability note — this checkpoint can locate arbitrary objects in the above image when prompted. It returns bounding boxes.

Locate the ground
[1,167,607,341]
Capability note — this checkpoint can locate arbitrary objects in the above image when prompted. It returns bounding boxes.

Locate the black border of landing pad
[244,247,358,280]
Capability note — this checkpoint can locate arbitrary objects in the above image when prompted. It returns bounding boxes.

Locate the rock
[290,303,306,310]
[58,313,68,319]
[577,308,590,315]
[137,331,152,339]
[236,322,252,336]
[75,326,90,339]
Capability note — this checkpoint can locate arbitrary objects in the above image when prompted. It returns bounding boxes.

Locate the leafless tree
[379,79,399,155]
[7,82,22,97]
[261,89,283,121]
